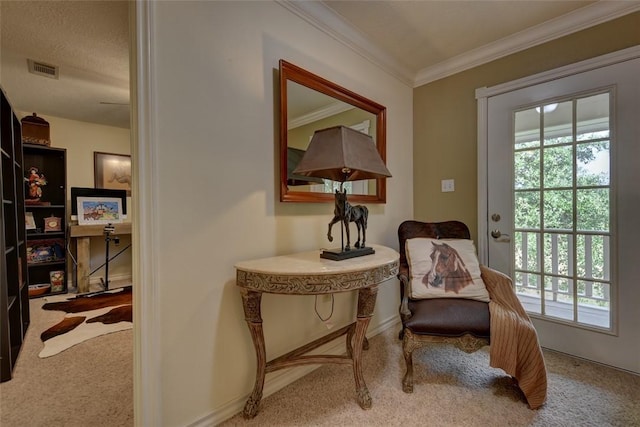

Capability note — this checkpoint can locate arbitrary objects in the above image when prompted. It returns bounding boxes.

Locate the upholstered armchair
[396,220,547,409]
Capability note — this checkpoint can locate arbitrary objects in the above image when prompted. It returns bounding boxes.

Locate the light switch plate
[441,179,455,192]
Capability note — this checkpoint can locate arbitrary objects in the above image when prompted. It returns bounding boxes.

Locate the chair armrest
[398,264,409,281]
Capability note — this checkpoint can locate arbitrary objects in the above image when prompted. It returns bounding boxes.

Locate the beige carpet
[2,298,638,426]
[0,294,133,427]
[221,327,640,426]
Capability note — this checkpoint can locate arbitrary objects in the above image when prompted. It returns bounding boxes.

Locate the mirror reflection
[279,60,387,203]
[287,81,377,195]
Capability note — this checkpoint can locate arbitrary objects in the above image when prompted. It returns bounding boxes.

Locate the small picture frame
[94,152,132,196]
[77,196,124,225]
[50,270,65,292]
[25,212,36,230]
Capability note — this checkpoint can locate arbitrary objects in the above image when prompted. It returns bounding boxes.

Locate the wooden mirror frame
[279,60,387,203]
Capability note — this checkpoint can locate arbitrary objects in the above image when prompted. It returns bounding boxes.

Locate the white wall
[19,113,133,285]
[141,2,413,425]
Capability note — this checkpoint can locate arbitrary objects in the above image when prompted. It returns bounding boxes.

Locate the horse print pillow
[405,238,490,302]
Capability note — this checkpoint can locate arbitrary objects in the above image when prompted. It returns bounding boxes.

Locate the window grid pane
[513,92,612,330]
[577,141,609,186]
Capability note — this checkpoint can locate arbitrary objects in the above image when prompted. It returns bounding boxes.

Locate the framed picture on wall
[94,151,131,196]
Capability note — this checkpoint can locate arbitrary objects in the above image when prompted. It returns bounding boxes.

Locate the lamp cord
[314,294,334,322]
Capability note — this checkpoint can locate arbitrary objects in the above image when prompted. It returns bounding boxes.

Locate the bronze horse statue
[327,189,368,251]
[423,241,473,293]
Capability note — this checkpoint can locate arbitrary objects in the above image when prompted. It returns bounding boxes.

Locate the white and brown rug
[39,286,132,358]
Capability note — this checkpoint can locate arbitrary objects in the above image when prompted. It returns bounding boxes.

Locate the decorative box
[44,216,62,232]
[21,113,51,146]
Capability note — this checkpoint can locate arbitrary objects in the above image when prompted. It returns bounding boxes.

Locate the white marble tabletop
[235,244,399,275]
[235,244,399,294]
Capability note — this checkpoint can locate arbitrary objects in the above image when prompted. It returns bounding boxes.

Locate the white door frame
[131,1,162,425]
[475,45,640,264]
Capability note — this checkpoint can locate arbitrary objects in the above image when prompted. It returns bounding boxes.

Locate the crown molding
[279,1,640,89]
[277,0,415,87]
[289,102,354,129]
[414,1,640,87]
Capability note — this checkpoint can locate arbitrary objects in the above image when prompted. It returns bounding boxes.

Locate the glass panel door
[513,93,611,329]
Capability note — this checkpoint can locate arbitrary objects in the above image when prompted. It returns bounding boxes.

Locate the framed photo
[25,212,36,230]
[94,152,131,196]
[77,196,124,225]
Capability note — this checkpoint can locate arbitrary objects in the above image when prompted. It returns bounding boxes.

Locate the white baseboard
[66,273,133,293]
[189,315,401,427]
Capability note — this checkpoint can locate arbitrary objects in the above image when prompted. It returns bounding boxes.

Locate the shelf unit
[23,144,68,298]
[1,88,30,382]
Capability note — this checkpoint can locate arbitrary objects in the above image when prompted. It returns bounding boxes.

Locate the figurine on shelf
[26,166,47,201]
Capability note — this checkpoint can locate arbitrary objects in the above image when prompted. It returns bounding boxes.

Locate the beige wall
[413,12,640,242]
[145,2,413,425]
[19,112,132,285]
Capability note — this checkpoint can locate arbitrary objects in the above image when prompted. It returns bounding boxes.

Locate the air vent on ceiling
[27,59,59,79]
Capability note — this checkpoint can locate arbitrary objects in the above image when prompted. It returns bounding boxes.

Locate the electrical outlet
[441,179,455,192]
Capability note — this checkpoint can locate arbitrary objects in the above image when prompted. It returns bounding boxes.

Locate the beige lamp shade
[292,126,391,182]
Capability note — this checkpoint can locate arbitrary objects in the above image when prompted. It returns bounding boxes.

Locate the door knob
[491,229,511,242]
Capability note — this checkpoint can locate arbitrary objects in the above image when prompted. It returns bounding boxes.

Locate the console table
[69,223,132,293]
[235,244,399,418]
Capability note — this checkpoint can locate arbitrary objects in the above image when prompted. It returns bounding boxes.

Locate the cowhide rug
[39,286,132,358]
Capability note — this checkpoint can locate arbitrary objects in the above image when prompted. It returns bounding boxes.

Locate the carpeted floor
[2,296,638,427]
[0,291,133,427]
[220,326,640,426]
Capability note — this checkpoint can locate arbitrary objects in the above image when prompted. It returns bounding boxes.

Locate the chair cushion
[405,238,490,302]
[406,298,490,339]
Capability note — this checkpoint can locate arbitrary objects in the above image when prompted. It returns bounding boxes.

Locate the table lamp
[292,125,392,260]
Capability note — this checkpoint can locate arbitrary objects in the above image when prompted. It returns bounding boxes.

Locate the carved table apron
[235,244,399,418]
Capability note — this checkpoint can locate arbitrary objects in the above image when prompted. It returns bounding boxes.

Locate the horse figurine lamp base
[322,188,375,261]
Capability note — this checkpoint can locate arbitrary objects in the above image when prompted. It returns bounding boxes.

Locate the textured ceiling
[0,1,637,130]
[1,1,130,128]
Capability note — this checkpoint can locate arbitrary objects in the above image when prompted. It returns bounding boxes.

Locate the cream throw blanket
[481,265,548,409]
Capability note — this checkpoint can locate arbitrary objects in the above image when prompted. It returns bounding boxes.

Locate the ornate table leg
[352,285,378,409]
[239,288,265,419]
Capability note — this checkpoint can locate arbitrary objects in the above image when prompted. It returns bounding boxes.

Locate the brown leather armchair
[397,220,491,393]
[397,220,548,408]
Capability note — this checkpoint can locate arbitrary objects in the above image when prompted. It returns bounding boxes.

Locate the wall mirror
[279,60,387,203]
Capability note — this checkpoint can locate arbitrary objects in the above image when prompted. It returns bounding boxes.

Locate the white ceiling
[1,1,638,130]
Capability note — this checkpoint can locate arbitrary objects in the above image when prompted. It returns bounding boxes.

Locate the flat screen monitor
[71,187,128,220]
